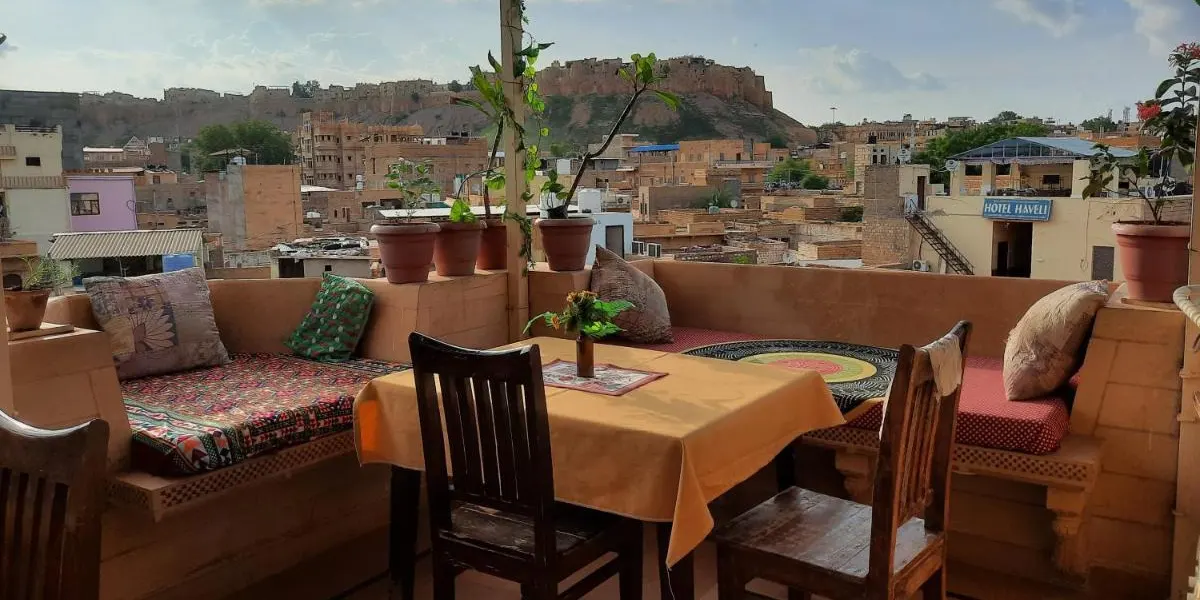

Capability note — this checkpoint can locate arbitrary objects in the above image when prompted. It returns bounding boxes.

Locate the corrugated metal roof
[629,144,680,153]
[49,229,205,260]
[1016,137,1138,158]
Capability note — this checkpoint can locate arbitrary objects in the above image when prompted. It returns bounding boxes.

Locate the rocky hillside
[68,56,816,149]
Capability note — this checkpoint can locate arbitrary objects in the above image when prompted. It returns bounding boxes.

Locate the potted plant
[434,197,485,276]
[451,66,510,270]
[1084,41,1198,302]
[372,159,442,284]
[454,14,679,272]
[525,290,632,377]
[5,256,77,332]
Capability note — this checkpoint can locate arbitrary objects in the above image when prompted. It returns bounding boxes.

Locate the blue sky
[1,0,1197,125]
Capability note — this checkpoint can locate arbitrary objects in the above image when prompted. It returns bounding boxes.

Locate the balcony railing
[1,175,66,189]
[711,160,775,168]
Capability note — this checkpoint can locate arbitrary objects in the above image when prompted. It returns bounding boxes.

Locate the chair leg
[921,567,947,600]
[618,527,644,600]
[521,581,557,600]
[786,590,813,600]
[432,558,456,600]
[715,545,744,600]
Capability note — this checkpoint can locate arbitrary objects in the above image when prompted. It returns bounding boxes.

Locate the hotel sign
[982,198,1053,222]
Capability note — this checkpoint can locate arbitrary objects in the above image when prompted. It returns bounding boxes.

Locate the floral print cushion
[284,273,375,361]
[85,267,230,380]
[122,354,409,475]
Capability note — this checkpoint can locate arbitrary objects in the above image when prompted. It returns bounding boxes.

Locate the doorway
[991,222,1032,278]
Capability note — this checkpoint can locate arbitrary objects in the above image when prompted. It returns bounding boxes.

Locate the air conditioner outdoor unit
[648,243,662,258]
[632,241,645,256]
[912,259,931,272]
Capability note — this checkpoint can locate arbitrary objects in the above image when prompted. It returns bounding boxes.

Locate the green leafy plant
[732,255,754,265]
[448,197,478,224]
[524,290,632,340]
[450,2,680,268]
[14,256,78,292]
[1083,39,1198,224]
[384,159,440,222]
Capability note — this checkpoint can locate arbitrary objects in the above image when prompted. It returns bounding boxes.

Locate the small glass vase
[576,335,595,378]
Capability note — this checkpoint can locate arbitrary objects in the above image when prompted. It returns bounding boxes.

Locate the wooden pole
[500,0,529,342]
[1172,130,1200,599]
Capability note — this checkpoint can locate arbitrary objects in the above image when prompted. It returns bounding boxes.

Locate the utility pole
[500,0,529,341]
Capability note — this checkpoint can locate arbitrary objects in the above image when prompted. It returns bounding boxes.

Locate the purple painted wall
[66,176,137,232]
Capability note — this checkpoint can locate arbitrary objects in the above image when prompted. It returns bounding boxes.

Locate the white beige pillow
[589,246,673,344]
[1003,281,1110,400]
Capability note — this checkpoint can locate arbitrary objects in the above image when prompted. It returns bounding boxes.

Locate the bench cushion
[608,326,766,353]
[846,356,1070,455]
[122,354,407,475]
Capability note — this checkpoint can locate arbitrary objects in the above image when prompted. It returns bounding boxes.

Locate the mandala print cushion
[285,273,375,361]
[1003,280,1110,400]
[588,246,673,344]
[85,268,230,380]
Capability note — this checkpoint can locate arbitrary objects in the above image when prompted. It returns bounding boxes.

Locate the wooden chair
[713,321,971,600]
[0,410,109,600]
[409,332,643,600]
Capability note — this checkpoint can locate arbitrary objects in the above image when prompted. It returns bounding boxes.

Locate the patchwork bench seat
[121,353,408,475]
[608,327,1071,456]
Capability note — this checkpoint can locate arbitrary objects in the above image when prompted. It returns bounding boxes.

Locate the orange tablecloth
[354,337,843,565]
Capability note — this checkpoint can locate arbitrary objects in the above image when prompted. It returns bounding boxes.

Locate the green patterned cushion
[285,274,375,361]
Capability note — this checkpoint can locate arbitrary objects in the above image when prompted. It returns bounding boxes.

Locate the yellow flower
[550,314,562,330]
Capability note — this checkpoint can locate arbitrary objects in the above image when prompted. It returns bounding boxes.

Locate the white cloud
[1124,0,1200,55]
[795,46,944,94]
[990,0,1081,37]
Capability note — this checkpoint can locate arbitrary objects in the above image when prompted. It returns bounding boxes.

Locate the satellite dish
[0,34,7,47]
[944,159,960,172]
[898,149,912,163]
[730,199,740,208]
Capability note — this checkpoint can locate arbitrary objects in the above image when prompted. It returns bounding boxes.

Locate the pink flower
[1137,101,1163,121]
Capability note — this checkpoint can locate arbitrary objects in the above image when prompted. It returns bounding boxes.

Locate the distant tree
[987,110,1022,125]
[191,120,295,172]
[767,157,811,184]
[410,91,421,103]
[291,80,320,98]
[766,133,789,149]
[1080,114,1119,133]
[913,121,1051,184]
[801,173,830,190]
[447,80,464,93]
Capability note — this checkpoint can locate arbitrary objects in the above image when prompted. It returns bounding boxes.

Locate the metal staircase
[904,209,974,275]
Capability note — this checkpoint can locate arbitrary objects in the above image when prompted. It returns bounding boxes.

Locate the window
[324,265,333,272]
[1042,174,1062,186]
[996,164,1011,175]
[1092,246,1115,280]
[965,164,983,176]
[152,175,161,184]
[25,156,41,167]
[70,192,100,216]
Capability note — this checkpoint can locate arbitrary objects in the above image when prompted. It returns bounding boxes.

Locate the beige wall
[0,125,65,178]
[920,195,1142,281]
[242,165,303,251]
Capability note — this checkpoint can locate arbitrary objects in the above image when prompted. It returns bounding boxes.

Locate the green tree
[191,120,295,172]
[767,157,811,184]
[802,173,830,190]
[1080,114,1118,133]
[291,80,320,98]
[447,80,464,93]
[766,133,789,149]
[913,121,1051,184]
[988,110,1021,125]
[839,206,864,222]
[410,91,421,103]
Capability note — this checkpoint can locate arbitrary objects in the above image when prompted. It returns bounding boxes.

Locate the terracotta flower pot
[5,289,51,332]
[536,217,595,272]
[434,221,485,277]
[371,222,441,284]
[1112,221,1189,303]
[477,218,508,271]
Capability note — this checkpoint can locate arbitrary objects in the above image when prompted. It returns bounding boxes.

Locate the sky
[1,0,1198,126]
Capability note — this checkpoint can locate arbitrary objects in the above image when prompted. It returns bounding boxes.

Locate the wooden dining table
[353,337,845,600]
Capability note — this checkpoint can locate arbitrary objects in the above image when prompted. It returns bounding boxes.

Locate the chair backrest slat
[866,321,970,594]
[410,333,558,561]
[0,411,108,600]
